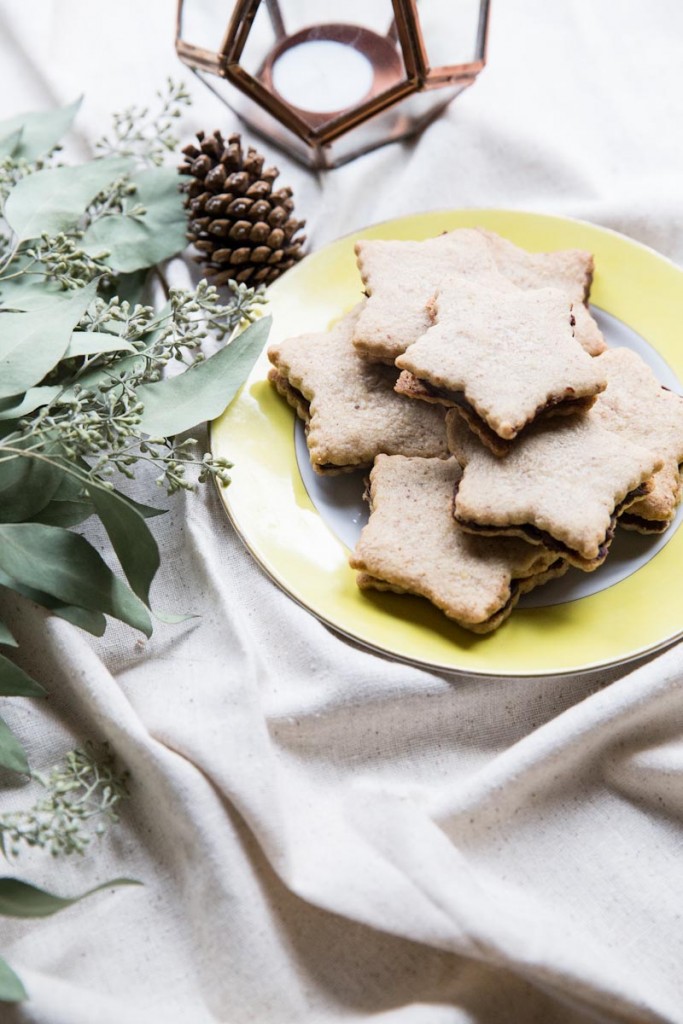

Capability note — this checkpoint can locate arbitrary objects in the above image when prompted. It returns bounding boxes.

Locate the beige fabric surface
[1,3,683,1023]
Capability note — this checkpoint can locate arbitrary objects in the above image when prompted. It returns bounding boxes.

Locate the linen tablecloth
[2,2,683,1022]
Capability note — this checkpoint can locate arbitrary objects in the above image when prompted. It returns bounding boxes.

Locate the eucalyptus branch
[22,233,111,289]
[84,177,146,228]
[0,744,129,859]
[0,278,265,494]
[94,79,192,168]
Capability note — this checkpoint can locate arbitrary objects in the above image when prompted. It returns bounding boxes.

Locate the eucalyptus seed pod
[178,131,306,286]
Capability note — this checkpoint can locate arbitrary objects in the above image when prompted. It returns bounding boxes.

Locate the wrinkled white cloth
[1,2,683,1023]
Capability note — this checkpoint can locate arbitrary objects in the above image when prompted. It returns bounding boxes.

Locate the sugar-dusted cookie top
[267,304,449,475]
[590,347,683,532]
[349,455,566,633]
[447,411,664,570]
[395,277,606,445]
[475,228,605,355]
[353,228,496,364]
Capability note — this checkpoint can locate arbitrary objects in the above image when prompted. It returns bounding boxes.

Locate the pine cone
[178,131,306,287]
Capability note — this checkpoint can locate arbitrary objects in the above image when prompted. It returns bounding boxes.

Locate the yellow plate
[211,209,683,676]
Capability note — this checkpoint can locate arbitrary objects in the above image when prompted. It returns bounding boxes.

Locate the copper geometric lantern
[176,1,491,169]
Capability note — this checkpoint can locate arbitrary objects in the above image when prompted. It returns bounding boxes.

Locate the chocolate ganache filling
[417,381,594,445]
[453,482,650,564]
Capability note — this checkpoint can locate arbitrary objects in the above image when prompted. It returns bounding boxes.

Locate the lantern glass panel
[418,0,487,74]
[179,0,238,55]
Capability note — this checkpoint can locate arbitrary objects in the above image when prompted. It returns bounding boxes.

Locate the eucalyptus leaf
[0,717,29,774]
[99,268,149,306]
[0,128,23,159]
[0,279,98,400]
[25,467,95,528]
[0,876,141,918]
[0,654,46,697]
[0,386,61,421]
[0,565,88,618]
[63,331,136,359]
[0,567,107,635]
[153,609,198,624]
[0,524,152,636]
[51,605,106,636]
[31,466,100,527]
[0,276,73,311]
[0,444,63,523]
[4,156,132,242]
[30,498,95,529]
[87,484,160,605]
[0,955,27,1003]
[138,316,271,437]
[49,467,88,501]
[41,464,166,521]
[0,622,16,647]
[0,566,105,635]
[0,97,82,162]
[113,490,167,519]
[82,168,189,273]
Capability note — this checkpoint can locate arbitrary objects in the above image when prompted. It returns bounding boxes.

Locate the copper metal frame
[176,0,490,148]
[257,24,407,133]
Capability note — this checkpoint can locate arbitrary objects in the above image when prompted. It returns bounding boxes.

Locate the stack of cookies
[267,227,683,633]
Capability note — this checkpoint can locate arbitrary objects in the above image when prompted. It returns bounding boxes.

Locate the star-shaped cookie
[267,304,449,474]
[353,227,605,364]
[590,347,683,532]
[395,277,606,455]
[476,228,605,355]
[447,411,664,571]
[349,455,567,633]
[352,228,495,364]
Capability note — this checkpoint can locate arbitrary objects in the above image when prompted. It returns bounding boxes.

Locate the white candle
[272,39,374,114]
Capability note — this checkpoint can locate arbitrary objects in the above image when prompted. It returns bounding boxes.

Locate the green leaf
[0,280,98,399]
[99,268,149,306]
[87,484,159,605]
[0,445,63,523]
[30,497,95,529]
[0,654,46,697]
[4,156,132,242]
[29,470,163,528]
[153,609,197,624]
[0,622,16,647]
[0,97,82,162]
[0,569,106,637]
[0,955,27,1002]
[0,276,73,311]
[138,316,271,437]
[0,386,61,421]
[82,168,189,273]
[112,490,167,519]
[63,331,135,359]
[0,876,141,918]
[0,523,152,636]
[51,604,106,635]
[27,468,94,527]
[0,128,23,159]
[0,717,29,774]
[48,467,87,501]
